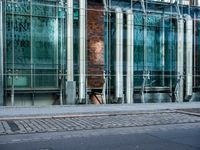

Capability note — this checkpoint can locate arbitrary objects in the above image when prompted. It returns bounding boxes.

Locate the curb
[0,109,176,121]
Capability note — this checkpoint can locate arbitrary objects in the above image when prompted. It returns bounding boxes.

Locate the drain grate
[6,121,20,132]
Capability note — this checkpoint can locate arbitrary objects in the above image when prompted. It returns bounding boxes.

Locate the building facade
[0,0,199,106]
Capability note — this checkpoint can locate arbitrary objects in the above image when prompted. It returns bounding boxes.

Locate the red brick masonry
[87,2,104,88]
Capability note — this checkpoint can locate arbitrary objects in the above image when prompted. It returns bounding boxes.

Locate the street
[0,122,199,150]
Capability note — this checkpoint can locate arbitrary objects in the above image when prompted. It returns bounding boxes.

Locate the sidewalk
[0,102,200,136]
[0,102,200,119]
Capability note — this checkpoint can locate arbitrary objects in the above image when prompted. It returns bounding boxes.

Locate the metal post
[67,0,74,81]
[185,15,193,99]
[30,0,33,104]
[161,16,165,86]
[65,0,76,105]
[177,18,184,102]
[143,15,147,71]
[126,10,134,104]
[11,0,15,106]
[115,8,123,103]
[141,14,147,103]
[0,0,3,105]
[59,3,64,105]
[79,0,86,103]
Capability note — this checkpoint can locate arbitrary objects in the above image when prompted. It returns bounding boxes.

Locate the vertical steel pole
[126,10,134,104]
[143,15,147,72]
[58,3,63,105]
[11,0,15,106]
[67,0,74,81]
[55,3,59,88]
[185,15,193,99]
[79,0,86,103]
[115,8,124,102]
[162,16,165,86]
[0,0,3,105]
[177,18,184,102]
[30,0,34,106]
[141,14,147,103]
[193,12,196,88]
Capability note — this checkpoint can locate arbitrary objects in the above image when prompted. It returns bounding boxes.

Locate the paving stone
[0,112,200,135]
[0,122,6,134]
[14,121,27,133]
[2,121,13,134]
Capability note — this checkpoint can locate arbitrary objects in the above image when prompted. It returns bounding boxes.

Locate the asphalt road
[0,122,199,150]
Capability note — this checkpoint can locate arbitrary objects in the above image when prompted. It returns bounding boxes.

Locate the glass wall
[195,16,200,88]
[4,0,67,105]
[2,0,199,105]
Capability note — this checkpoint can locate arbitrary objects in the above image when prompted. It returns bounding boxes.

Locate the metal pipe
[161,16,165,86]
[59,6,64,105]
[115,8,123,102]
[79,0,86,103]
[30,0,35,106]
[141,14,147,103]
[126,10,134,104]
[0,0,3,105]
[194,12,197,89]
[177,18,184,102]
[185,15,193,99]
[67,0,74,81]
[11,0,15,106]
[143,15,147,71]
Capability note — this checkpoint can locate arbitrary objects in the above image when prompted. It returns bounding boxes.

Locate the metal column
[79,0,86,103]
[59,3,64,105]
[66,0,76,105]
[115,8,124,102]
[141,14,147,103]
[185,15,193,99]
[177,18,184,102]
[11,0,15,106]
[161,16,165,86]
[67,0,74,81]
[126,10,134,104]
[0,0,3,105]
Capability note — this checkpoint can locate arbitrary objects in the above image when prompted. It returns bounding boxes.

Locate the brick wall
[87,1,104,88]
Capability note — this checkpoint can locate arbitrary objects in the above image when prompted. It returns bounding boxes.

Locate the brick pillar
[87,2,104,88]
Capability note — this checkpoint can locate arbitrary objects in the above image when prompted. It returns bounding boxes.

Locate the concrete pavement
[0,122,200,150]
[0,102,200,119]
[0,110,200,136]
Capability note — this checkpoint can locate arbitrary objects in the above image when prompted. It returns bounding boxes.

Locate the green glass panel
[32,0,56,17]
[5,12,31,88]
[6,0,30,14]
[134,13,144,86]
[32,16,57,88]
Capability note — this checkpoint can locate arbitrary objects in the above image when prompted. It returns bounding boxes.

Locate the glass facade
[0,0,200,106]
